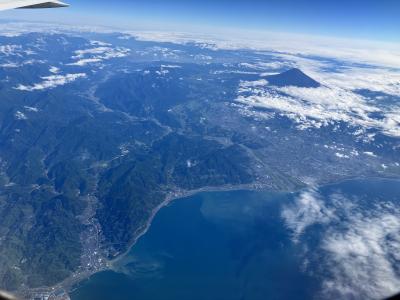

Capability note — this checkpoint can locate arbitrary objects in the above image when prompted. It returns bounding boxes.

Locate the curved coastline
[109,174,400,268]
[69,175,400,300]
[21,175,400,299]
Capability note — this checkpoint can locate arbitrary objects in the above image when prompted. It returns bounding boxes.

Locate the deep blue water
[71,178,400,300]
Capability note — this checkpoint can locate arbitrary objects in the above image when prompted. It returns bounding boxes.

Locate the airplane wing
[0,0,68,11]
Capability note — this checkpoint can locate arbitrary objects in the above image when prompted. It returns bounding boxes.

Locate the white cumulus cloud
[282,188,336,243]
[236,74,400,137]
[282,190,400,300]
[15,73,86,91]
[321,201,400,300]
[69,46,130,66]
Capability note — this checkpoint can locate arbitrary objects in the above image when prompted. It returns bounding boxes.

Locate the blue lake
[71,178,400,300]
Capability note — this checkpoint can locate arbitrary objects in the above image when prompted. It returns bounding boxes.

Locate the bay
[71,178,400,300]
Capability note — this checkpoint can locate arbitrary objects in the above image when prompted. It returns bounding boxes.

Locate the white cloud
[312,67,400,97]
[0,59,45,68]
[155,69,169,76]
[129,30,400,69]
[90,40,111,46]
[212,70,259,75]
[282,190,400,300]
[14,111,27,120]
[335,152,349,159]
[0,21,399,68]
[70,58,103,66]
[0,44,40,68]
[69,46,130,66]
[0,62,20,68]
[194,54,213,61]
[239,79,268,88]
[240,61,289,71]
[321,201,400,300]
[118,35,132,40]
[0,44,23,56]
[161,64,182,69]
[49,66,60,74]
[15,73,86,91]
[281,188,336,243]
[364,151,377,157]
[253,52,400,98]
[24,106,38,112]
[136,46,183,60]
[236,78,400,137]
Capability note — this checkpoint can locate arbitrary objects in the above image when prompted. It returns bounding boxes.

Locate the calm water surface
[71,178,400,300]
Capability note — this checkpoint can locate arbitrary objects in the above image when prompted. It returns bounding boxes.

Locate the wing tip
[56,1,70,7]
[17,1,70,9]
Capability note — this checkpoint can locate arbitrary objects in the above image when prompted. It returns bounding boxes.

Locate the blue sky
[3,0,400,42]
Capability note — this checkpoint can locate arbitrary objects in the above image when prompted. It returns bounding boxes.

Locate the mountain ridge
[266,68,321,88]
